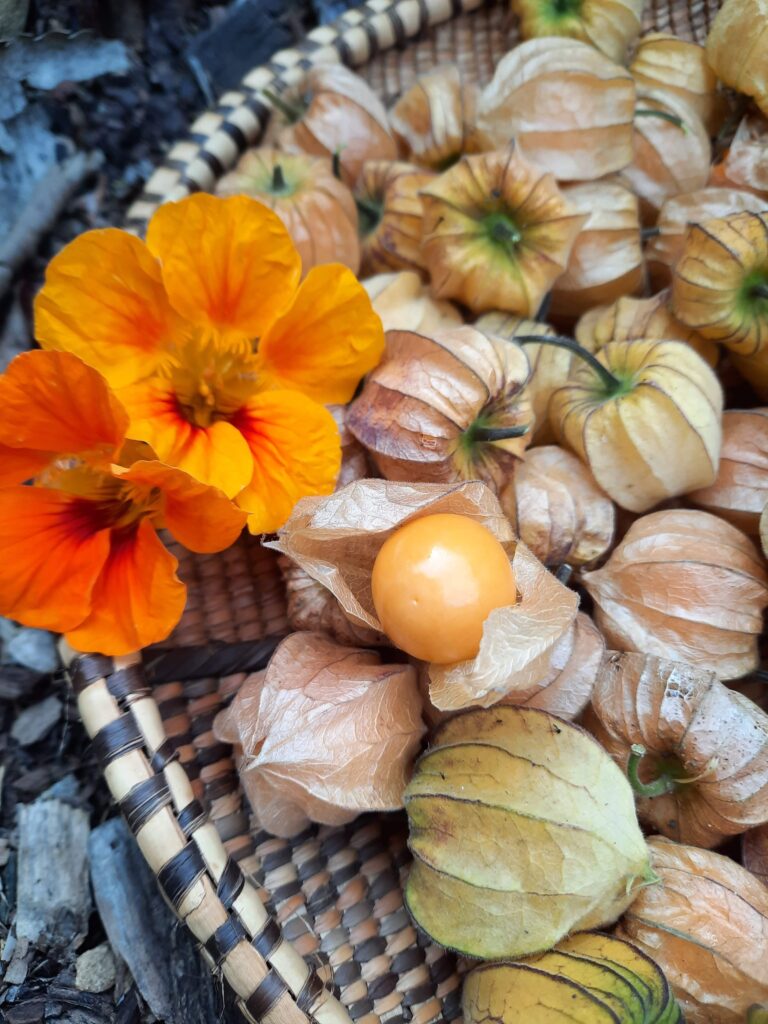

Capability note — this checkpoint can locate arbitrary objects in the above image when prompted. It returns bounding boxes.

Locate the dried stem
[515,334,623,394]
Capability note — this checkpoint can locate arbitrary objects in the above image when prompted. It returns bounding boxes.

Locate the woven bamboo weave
[71,1,725,1022]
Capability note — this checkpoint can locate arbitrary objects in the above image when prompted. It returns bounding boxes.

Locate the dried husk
[476,38,636,181]
[549,339,723,512]
[464,932,682,1023]
[645,188,767,290]
[586,651,768,848]
[670,211,768,357]
[630,32,724,133]
[270,479,578,709]
[213,632,424,838]
[356,160,435,276]
[215,148,360,274]
[574,291,718,366]
[276,63,397,186]
[762,501,768,556]
[688,409,768,532]
[363,271,462,334]
[618,836,768,1023]
[499,445,615,567]
[742,823,768,886]
[420,146,586,316]
[346,326,532,491]
[510,0,643,62]
[404,706,652,958]
[709,114,768,198]
[581,509,768,680]
[278,558,386,646]
[618,89,711,223]
[706,0,768,119]
[550,180,643,321]
[388,65,483,171]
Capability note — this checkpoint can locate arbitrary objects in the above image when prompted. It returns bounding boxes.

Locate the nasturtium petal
[65,518,186,655]
[0,445,53,486]
[146,193,301,339]
[34,229,178,388]
[232,389,341,535]
[258,264,385,405]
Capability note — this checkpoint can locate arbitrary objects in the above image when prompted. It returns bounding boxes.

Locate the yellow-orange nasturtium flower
[34,193,385,533]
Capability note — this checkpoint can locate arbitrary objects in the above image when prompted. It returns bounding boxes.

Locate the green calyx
[460,416,530,453]
[515,334,634,400]
[262,87,305,125]
[548,0,582,18]
[356,195,383,237]
[740,269,768,316]
[627,745,686,799]
[267,163,293,196]
[484,211,524,257]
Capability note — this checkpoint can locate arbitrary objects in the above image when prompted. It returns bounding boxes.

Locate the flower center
[42,460,162,533]
[166,336,259,428]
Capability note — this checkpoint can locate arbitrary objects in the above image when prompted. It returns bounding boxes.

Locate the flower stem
[262,87,303,124]
[271,163,286,191]
[635,108,687,132]
[472,424,530,442]
[514,334,624,395]
[627,744,679,799]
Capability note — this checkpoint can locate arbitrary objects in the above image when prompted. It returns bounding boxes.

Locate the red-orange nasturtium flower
[34,194,385,533]
[0,350,246,655]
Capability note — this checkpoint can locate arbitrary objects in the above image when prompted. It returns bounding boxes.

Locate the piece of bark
[89,818,221,1024]
[16,796,91,955]
[10,696,62,747]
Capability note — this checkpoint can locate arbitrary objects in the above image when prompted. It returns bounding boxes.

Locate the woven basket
[70,1,724,1022]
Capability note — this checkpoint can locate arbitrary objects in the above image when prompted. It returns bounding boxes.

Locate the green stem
[514,334,623,395]
[490,220,522,246]
[332,148,343,181]
[472,424,530,443]
[263,87,303,124]
[272,163,286,191]
[635,108,687,132]
[641,226,661,240]
[627,744,679,799]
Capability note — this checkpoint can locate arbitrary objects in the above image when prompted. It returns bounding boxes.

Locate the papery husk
[270,479,578,709]
[582,509,768,680]
[706,0,768,119]
[464,932,682,1023]
[476,38,636,181]
[586,651,768,848]
[215,147,360,274]
[363,271,462,334]
[346,326,532,491]
[645,188,767,290]
[329,403,370,488]
[500,445,615,567]
[709,114,768,198]
[510,0,643,62]
[550,339,723,512]
[276,64,397,186]
[743,823,768,886]
[388,65,484,170]
[630,31,724,133]
[550,180,643,322]
[688,408,768,532]
[574,291,718,366]
[356,160,435,276]
[731,347,768,402]
[278,557,386,646]
[618,836,768,1023]
[420,145,586,316]
[671,211,768,357]
[213,632,424,838]
[618,89,711,223]
[420,613,604,727]
[761,501,768,556]
[404,706,652,959]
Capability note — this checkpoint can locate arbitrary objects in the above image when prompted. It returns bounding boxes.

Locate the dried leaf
[582,509,768,679]
[363,272,462,334]
[213,632,425,837]
[586,651,768,847]
[619,836,768,1023]
[404,706,651,958]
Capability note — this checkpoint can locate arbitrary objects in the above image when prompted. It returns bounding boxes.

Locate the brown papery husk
[705,0,768,120]
[279,557,386,646]
[618,836,768,1023]
[511,0,643,62]
[645,187,767,289]
[709,113,768,198]
[476,38,636,181]
[574,290,718,366]
[742,823,768,886]
[500,445,615,567]
[618,88,711,224]
[356,160,435,276]
[276,63,397,186]
[388,65,484,170]
[213,632,425,838]
[585,651,768,848]
[269,478,578,710]
[582,509,768,680]
[421,612,604,728]
[363,272,462,334]
[688,408,768,533]
[550,180,643,323]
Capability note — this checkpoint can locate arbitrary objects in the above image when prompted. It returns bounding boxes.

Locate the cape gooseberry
[371,513,517,664]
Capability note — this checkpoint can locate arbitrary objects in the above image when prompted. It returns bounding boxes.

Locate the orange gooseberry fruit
[371,512,517,664]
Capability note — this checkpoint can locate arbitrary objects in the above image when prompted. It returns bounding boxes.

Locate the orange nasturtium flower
[34,193,385,533]
[0,350,246,655]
